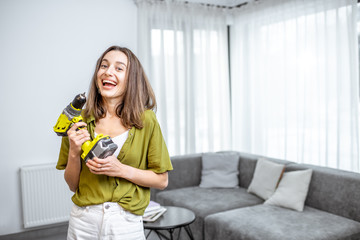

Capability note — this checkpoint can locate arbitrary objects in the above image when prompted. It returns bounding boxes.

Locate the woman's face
[97,50,128,102]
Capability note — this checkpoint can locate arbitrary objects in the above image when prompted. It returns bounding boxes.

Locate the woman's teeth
[102,80,117,86]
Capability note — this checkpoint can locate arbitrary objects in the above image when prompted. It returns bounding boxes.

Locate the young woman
[56,46,173,239]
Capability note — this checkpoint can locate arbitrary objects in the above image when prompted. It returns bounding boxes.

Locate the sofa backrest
[238,152,293,188]
[151,153,203,201]
[168,153,203,189]
[286,163,360,222]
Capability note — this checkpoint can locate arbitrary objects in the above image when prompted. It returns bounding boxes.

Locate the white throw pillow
[264,169,313,211]
[199,152,239,188]
[247,158,285,200]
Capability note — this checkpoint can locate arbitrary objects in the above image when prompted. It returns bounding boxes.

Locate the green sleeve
[56,137,69,170]
[147,113,173,173]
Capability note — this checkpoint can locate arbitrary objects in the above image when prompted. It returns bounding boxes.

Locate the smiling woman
[56,45,173,240]
[84,46,157,129]
[97,51,128,99]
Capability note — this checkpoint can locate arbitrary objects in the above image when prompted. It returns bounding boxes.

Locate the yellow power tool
[53,93,118,162]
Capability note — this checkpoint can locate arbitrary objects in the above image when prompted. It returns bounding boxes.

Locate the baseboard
[0,222,68,240]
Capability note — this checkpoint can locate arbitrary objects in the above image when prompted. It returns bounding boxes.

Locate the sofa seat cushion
[204,204,360,240]
[156,186,263,240]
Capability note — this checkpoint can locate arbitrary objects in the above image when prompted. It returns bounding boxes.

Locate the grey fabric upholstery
[151,151,360,240]
[167,153,203,189]
[204,204,360,240]
[286,163,360,222]
[238,152,293,188]
[156,186,263,240]
[151,153,202,201]
[200,152,240,188]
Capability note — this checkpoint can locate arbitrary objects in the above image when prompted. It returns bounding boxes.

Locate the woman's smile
[102,78,118,89]
[97,50,128,101]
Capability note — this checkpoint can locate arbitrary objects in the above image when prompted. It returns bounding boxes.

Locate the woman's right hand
[67,122,91,155]
[65,122,90,192]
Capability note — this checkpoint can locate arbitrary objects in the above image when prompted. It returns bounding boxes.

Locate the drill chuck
[71,92,86,109]
[54,93,87,136]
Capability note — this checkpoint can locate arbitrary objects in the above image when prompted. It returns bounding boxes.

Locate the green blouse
[56,110,173,215]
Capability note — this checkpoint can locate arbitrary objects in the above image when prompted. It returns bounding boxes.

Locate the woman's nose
[105,66,114,76]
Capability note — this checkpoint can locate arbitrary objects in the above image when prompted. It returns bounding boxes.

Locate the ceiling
[179,0,249,7]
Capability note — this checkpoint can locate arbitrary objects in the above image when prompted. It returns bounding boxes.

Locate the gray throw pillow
[199,152,239,188]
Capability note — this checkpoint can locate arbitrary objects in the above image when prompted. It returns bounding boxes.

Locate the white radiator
[20,163,73,228]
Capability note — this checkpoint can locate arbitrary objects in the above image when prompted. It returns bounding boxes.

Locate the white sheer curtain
[230,0,359,171]
[136,0,231,156]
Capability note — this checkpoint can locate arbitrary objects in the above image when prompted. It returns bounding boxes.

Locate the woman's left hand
[86,156,168,190]
[86,156,126,177]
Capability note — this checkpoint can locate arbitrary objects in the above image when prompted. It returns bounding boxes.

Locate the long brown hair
[83,46,156,129]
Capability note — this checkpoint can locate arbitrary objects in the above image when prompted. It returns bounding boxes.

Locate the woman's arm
[64,122,91,192]
[86,157,169,190]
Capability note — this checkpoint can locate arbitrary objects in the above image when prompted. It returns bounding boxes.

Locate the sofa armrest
[151,153,202,201]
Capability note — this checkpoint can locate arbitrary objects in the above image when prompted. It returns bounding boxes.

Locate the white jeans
[67,202,146,240]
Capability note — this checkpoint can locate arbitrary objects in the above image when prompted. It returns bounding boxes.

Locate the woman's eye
[116,67,123,71]
[100,64,108,68]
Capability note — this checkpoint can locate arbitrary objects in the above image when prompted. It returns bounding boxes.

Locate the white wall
[0,0,137,235]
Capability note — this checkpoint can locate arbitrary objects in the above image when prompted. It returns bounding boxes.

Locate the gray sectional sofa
[151,151,360,240]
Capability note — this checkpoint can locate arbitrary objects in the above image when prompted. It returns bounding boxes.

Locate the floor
[36,234,67,240]
[35,230,160,240]
[0,225,160,240]
[34,233,159,240]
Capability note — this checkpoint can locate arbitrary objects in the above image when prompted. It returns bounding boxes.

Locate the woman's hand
[86,156,124,177]
[64,122,91,192]
[67,122,91,155]
[86,156,168,190]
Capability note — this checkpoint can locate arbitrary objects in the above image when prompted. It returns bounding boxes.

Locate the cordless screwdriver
[53,93,118,162]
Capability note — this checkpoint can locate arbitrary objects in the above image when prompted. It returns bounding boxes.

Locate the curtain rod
[165,0,359,9]
[197,2,249,9]
[162,0,250,9]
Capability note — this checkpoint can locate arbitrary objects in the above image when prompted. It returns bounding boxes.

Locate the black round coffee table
[144,206,195,240]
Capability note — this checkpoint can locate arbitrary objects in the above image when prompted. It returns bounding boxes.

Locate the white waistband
[79,202,124,212]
